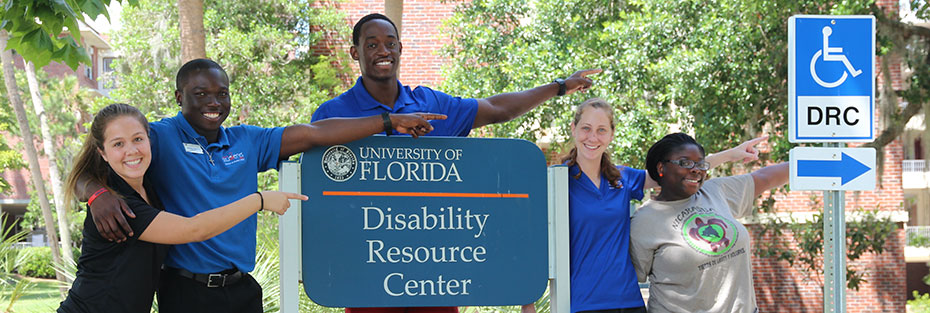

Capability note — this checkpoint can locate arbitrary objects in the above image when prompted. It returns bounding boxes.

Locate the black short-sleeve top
[58,169,167,313]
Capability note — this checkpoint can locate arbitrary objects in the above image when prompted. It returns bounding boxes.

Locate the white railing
[11,242,30,249]
[904,160,927,173]
[907,226,930,246]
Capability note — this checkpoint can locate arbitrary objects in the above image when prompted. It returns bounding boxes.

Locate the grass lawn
[0,277,63,313]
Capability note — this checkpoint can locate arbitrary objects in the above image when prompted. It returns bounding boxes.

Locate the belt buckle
[207,273,226,288]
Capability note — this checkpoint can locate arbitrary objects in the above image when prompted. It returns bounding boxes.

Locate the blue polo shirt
[148,113,284,273]
[568,164,646,312]
[311,77,478,136]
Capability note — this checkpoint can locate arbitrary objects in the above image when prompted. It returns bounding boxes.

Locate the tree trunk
[24,61,74,265]
[384,0,403,35]
[178,0,206,63]
[0,31,68,294]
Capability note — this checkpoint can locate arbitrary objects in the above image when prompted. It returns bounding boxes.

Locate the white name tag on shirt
[183,143,203,154]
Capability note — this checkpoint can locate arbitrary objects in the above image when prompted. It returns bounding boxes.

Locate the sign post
[788,15,875,313]
[822,144,847,313]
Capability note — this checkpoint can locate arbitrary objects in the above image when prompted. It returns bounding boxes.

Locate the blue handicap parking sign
[788,15,875,142]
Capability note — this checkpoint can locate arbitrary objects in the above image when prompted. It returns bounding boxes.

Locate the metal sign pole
[279,161,302,313]
[547,166,570,313]
[822,142,846,313]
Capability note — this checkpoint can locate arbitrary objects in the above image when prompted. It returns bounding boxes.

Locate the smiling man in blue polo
[76,58,445,313]
[312,13,600,136]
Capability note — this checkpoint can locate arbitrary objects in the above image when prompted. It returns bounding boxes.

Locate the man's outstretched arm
[472,69,602,129]
[279,113,447,159]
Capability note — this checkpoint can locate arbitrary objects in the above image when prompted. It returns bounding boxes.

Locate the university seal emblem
[322,145,356,182]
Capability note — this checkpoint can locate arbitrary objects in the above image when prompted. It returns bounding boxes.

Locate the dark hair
[645,132,706,183]
[560,98,622,188]
[65,103,149,206]
[176,58,228,91]
[352,13,399,46]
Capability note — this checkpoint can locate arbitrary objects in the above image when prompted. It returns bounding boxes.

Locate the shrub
[15,246,81,279]
[16,247,54,278]
[909,291,930,313]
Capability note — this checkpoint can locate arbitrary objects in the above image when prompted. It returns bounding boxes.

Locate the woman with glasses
[630,133,788,313]
[554,99,764,313]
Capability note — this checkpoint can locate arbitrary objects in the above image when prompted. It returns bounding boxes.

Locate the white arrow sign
[789,147,875,191]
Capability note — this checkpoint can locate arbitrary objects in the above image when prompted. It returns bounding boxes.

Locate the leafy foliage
[0,69,26,195]
[109,0,352,129]
[754,203,898,290]
[15,246,79,279]
[0,0,137,69]
[438,0,930,166]
[910,231,930,247]
[15,247,56,278]
[910,291,930,313]
[0,213,34,310]
[440,0,813,164]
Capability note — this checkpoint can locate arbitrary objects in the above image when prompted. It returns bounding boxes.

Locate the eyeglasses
[663,159,710,171]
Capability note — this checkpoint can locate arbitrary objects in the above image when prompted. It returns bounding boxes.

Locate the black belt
[166,267,243,288]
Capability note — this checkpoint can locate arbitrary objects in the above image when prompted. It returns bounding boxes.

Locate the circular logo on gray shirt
[682,213,737,256]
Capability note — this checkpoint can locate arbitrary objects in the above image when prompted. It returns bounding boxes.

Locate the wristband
[381,112,393,136]
[554,78,567,96]
[88,188,108,206]
[254,191,264,212]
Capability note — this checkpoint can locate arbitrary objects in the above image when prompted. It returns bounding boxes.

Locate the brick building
[321,0,910,311]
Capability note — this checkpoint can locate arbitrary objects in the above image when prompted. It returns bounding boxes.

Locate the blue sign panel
[788,15,875,142]
[300,136,549,307]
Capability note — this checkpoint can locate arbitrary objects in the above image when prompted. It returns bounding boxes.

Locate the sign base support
[547,166,569,313]
[280,161,302,313]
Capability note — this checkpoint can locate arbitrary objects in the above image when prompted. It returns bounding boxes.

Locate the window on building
[103,57,115,73]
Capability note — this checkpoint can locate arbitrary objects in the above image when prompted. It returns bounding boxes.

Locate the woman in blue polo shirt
[58,103,307,313]
[560,98,763,313]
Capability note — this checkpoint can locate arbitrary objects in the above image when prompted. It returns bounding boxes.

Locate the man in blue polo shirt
[311,13,600,135]
[79,58,444,313]
[315,13,600,313]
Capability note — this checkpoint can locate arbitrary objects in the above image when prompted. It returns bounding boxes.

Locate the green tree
[1,0,137,69]
[110,0,351,131]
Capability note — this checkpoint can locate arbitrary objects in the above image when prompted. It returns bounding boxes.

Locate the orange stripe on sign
[322,191,529,198]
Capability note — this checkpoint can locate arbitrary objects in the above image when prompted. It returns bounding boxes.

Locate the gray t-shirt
[630,174,758,313]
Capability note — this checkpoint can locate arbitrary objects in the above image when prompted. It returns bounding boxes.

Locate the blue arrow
[797,153,870,185]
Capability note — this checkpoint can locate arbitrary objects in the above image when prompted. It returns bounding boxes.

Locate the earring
[659,173,663,177]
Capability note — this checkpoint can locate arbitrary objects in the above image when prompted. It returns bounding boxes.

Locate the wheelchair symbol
[810,26,863,88]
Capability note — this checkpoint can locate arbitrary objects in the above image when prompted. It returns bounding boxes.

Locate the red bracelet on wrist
[88,188,108,206]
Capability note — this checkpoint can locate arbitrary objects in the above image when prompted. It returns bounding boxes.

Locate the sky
[86,1,124,34]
